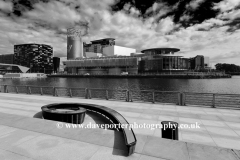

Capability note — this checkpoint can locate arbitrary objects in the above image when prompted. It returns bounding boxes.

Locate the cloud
[214,0,240,12]
[0,0,13,12]
[186,0,206,10]
[0,0,240,66]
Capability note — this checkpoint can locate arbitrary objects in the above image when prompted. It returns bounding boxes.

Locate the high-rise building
[14,44,53,73]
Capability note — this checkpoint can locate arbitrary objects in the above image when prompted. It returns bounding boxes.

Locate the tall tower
[67,27,83,60]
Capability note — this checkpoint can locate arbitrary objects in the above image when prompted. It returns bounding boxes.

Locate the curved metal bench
[41,103,137,156]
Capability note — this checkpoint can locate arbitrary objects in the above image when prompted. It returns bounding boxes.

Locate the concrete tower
[67,27,83,60]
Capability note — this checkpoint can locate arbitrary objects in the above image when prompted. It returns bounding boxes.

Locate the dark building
[14,44,53,73]
[0,54,14,64]
[53,57,60,73]
[189,55,204,70]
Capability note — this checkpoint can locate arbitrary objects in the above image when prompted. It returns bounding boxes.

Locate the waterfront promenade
[0,93,240,159]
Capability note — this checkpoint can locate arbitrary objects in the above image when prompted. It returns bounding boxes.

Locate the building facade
[53,57,60,73]
[189,55,204,70]
[0,54,14,64]
[139,48,189,73]
[83,38,115,57]
[14,44,53,73]
[67,27,84,60]
[64,48,193,75]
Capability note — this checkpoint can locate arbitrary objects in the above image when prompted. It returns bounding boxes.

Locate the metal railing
[0,84,239,108]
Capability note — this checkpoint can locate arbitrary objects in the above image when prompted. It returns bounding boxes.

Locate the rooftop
[0,93,240,160]
[91,38,115,43]
[141,48,180,53]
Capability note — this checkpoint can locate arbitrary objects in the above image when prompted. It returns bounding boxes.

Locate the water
[0,76,240,94]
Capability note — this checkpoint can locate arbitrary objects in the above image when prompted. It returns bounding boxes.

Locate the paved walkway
[0,93,240,160]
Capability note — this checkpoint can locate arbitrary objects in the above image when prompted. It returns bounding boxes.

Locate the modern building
[14,43,53,73]
[83,38,136,58]
[64,47,191,75]
[103,45,136,57]
[67,27,84,60]
[189,55,204,70]
[53,57,60,73]
[0,63,29,73]
[139,48,189,73]
[0,54,14,64]
[83,38,115,56]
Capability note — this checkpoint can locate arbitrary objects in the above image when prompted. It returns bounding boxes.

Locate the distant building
[103,45,136,57]
[189,55,204,70]
[64,47,191,75]
[14,44,53,73]
[83,38,116,58]
[140,48,189,73]
[0,63,29,73]
[67,27,84,60]
[53,57,60,73]
[0,54,14,64]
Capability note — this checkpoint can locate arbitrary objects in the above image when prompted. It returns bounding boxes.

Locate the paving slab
[142,137,190,160]
[187,143,239,160]
[0,149,33,160]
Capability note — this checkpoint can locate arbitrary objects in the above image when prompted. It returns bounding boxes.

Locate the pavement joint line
[0,148,37,160]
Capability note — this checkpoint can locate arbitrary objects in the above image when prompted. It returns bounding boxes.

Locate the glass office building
[14,44,53,73]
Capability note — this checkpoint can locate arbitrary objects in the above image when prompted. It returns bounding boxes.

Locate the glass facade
[14,44,53,73]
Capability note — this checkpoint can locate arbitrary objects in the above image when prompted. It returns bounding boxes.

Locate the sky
[0,0,240,66]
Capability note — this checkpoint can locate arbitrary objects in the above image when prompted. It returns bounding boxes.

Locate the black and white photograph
[0,0,240,159]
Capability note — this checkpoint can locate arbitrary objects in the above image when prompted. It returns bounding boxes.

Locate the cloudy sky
[0,0,240,66]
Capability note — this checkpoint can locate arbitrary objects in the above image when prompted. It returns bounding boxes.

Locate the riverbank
[47,73,231,79]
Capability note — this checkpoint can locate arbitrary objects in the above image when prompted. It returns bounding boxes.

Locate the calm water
[0,76,240,94]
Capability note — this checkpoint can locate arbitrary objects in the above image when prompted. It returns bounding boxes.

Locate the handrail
[1,84,240,108]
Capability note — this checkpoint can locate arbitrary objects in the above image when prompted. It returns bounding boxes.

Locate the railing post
[177,92,181,105]
[212,94,215,108]
[178,92,186,106]
[4,85,7,93]
[85,88,88,99]
[88,89,91,99]
[152,91,155,103]
[53,87,56,96]
[126,90,129,102]
[182,92,185,106]
[40,87,43,95]
[69,88,72,98]
[106,90,109,100]
[27,86,31,94]
[15,86,18,94]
